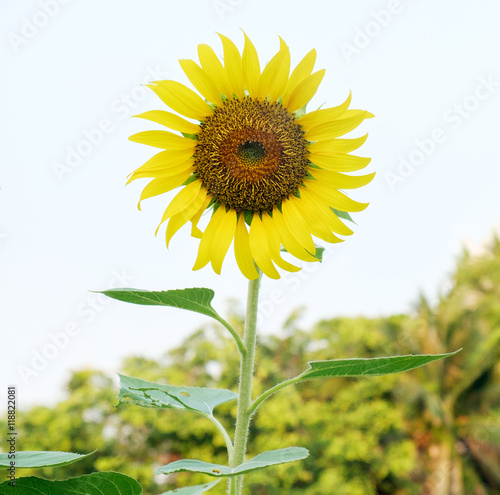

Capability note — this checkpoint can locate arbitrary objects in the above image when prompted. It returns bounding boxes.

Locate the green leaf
[0,472,142,494]
[118,374,237,415]
[156,447,309,478]
[159,480,220,495]
[244,210,253,226]
[182,175,199,186]
[250,350,461,416]
[236,447,309,473]
[331,208,355,224]
[99,288,245,353]
[295,104,308,119]
[299,350,461,380]
[99,288,218,319]
[0,450,95,469]
[313,246,325,261]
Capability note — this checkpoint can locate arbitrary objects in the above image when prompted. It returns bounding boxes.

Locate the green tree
[396,238,500,495]
[8,320,418,494]
[9,370,119,479]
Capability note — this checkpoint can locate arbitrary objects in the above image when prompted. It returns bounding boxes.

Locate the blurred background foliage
[5,238,500,494]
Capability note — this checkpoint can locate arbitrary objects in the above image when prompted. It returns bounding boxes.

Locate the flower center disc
[237,141,266,166]
[194,98,310,212]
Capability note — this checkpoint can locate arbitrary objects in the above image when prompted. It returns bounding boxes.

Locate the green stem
[228,272,261,495]
[215,315,246,355]
[206,415,234,463]
[248,376,303,417]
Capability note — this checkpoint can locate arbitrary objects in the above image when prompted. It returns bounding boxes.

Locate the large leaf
[300,351,460,380]
[0,472,141,494]
[118,375,237,415]
[100,288,218,319]
[0,450,94,469]
[99,288,244,352]
[156,447,309,478]
[160,480,220,494]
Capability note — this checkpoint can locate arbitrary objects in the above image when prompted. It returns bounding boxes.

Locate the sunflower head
[128,33,374,280]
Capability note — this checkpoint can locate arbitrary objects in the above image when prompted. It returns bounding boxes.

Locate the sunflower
[128,33,374,280]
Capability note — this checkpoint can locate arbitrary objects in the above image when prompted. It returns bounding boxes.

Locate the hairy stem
[207,414,234,463]
[248,376,303,417]
[214,314,246,355]
[228,272,261,495]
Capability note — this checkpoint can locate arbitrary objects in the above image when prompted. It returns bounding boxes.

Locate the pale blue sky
[1,0,500,406]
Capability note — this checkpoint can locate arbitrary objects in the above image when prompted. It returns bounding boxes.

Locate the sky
[1,0,500,408]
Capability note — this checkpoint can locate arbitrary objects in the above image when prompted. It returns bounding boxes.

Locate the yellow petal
[297,92,351,130]
[309,169,376,189]
[192,225,203,239]
[147,81,212,120]
[164,188,208,245]
[138,169,193,205]
[305,111,370,141]
[197,44,233,98]
[242,32,260,97]
[160,180,202,220]
[261,213,300,272]
[193,207,236,273]
[257,39,290,101]
[308,134,368,154]
[127,149,194,184]
[282,48,316,109]
[273,208,322,262]
[179,59,223,105]
[300,188,353,236]
[218,34,245,99]
[133,111,200,135]
[281,198,316,254]
[129,160,193,182]
[210,208,237,274]
[192,221,215,271]
[234,215,259,280]
[190,195,211,239]
[308,152,371,172]
[310,226,343,244]
[285,69,325,113]
[249,215,280,279]
[305,180,369,212]
[129,130,196,150]
[341,109,375,119]
[298,189,346,242]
